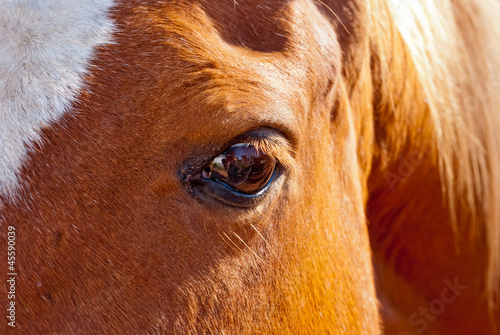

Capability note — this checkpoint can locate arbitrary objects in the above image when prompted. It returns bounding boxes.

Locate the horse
[1,0,499,333]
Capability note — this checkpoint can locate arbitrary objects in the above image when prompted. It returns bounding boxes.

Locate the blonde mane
[371,0,500,309]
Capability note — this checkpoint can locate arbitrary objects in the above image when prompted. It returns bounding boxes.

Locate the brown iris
[202,143,276,194]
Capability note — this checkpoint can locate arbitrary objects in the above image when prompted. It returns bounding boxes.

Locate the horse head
[1,0,499,334]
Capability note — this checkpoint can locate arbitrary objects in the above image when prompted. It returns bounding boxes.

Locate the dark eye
[202,143,276,195]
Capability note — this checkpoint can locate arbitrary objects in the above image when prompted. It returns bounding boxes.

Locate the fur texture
[0,0,115,201]
[1,0,499,334]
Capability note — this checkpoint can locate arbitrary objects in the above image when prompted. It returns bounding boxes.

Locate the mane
[370,0,500,308]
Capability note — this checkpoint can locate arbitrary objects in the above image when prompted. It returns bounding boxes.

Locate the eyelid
[239,135,295,171]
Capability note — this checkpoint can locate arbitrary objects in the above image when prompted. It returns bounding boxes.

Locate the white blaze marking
[0,0,115,201]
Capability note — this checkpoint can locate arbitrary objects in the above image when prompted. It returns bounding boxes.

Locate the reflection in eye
[202,143,277,194]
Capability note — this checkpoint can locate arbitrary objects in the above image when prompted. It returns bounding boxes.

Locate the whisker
[314,0,351,36]
[233,232,261,260]
[250,223,272,250]
[219,232,242,253]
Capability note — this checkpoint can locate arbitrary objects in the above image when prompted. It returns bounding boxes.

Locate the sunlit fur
[371,0,500,308]
[367,0,500,332]
[372,0,500,302]
[0,0,499,334]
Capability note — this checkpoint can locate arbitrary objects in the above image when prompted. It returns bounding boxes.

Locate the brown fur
[1,0,499,334]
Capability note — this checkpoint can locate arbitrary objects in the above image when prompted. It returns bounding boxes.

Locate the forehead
[103,0,341,143]
[0,0,343,201]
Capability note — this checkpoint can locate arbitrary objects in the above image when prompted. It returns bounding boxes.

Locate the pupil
[209,143,276,194]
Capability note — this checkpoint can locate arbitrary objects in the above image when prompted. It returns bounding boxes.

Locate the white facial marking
[0,0,115,201]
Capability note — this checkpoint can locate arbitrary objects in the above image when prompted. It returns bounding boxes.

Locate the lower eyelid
[200,179,270,207]
[192,167,281,208]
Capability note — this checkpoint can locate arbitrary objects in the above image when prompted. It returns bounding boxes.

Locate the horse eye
[202,143,277,194]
